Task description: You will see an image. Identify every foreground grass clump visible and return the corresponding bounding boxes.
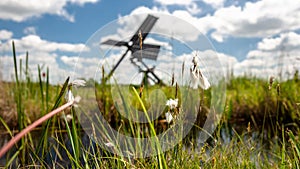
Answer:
[0,43,299,168]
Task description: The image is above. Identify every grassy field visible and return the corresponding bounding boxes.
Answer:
[0,43,299,168]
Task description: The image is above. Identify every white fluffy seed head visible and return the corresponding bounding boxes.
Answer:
[70,79,86,87]
[165,112,173,124]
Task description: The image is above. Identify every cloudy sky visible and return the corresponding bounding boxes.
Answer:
[0,0,299,84]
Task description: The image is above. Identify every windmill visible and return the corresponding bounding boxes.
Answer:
[101,14,163,85]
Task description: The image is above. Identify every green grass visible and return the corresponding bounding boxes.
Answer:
[0,42,299,168]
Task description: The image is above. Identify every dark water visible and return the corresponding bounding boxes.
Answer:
[0,125,288,167]
[0,131,98,168]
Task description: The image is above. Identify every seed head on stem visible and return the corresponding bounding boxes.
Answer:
[190,54,210,90]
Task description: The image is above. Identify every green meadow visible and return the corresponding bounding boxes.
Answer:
[0,42,299,168]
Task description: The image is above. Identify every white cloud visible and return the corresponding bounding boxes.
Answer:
[1,34,87,53]
[216,52,238,74]
[3,1,300,83]
[98,10,204,56]
[124,7,209,42]
[0,30,13,40]
[127,2,300,80]
[234,31,300,80]
[171,10,211,35]
[154,0,195,6]
[60,55,100,80]
[126,8,206,42]
[23,26,37,35]
[0,0,99,22]
[68,0,98,6]
[186,3,201,15]
[144,37,172,51]
[135,0,300,42]
[208,0,300,42]
[154,0,201,15]
[258,32,300,51]
[154,0,224,9]
[202,0,225,9]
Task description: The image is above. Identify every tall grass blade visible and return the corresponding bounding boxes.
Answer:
[0,116,13,138]
[25,51,30,84]
[19,58,22,82]
[287,131,300,166]
[46,67,50,113]
[35,77,70,158]
[38,65,45,115]
[280,125,286,169]
[12,41,19,85]
[63,112,80,167]
[12,41,27,165]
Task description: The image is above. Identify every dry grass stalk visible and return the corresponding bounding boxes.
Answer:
[175,82,178,99]
[181,61,185,78]
[171,73,174,86]
[276,84,281,96]
[139,83,144,98]
[138,30,143,50]
[247,121,251,133]
[269,76,275,90]
[102,65,105,80]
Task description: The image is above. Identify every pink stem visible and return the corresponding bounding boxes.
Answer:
[0,101,74,158]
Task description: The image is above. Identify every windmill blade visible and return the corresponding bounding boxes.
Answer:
[142,44,161,50]
[132,43,160,60]
[101,39,128,46]
[130,15,158,44]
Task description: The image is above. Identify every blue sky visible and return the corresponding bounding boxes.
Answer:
[0,0,299,83]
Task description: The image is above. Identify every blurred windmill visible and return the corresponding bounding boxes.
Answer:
[101,14,164,85]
